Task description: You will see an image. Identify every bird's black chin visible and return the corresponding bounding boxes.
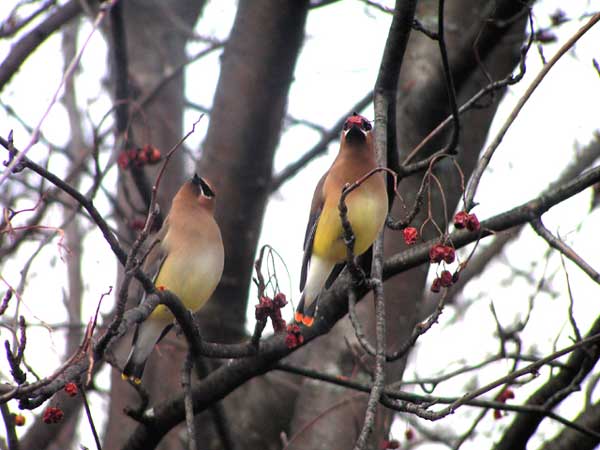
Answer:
[345,125,366,144]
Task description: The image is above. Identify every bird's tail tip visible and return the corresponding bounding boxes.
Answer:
[294,311,315,327]
[122,356,146,385]
[121,372,142,385]
[295,295,316,327]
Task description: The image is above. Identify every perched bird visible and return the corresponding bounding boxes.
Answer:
[296,113,388,326]
[122,174,224,383]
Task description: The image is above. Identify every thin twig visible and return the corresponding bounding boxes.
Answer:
[559,253,583,342]
[402,6,535,165]
[436,0,460,155]
[0,403,19,450]
[274,354,600,439]
[530,218,600,285]
[0,0,56,38]
[81,385,102,450]
[0,0,81,90]
[0,1,115,186]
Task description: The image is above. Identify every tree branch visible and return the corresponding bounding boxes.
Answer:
[0,0,81,91]
[465,12,600,211]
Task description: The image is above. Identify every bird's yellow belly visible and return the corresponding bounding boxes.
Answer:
[150,251,223,321]
[313,193,387,262]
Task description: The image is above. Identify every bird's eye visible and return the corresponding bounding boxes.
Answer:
[343,121,350,131]
[362,119,372,131]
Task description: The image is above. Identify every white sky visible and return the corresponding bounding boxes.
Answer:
[1,0,600,448]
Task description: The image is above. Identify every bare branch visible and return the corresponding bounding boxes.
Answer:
[0,0,81,91]
[530,218,600,285]
[465,12,600,211]
[0,1,114,186]
[182,352,198,450]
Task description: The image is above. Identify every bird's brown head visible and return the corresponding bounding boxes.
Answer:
[178,174,216,211]
[342,113,373,148]
[192,173,216,208]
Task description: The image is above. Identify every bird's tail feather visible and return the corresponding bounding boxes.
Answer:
[122,354,146,384]
[121,320,169,384]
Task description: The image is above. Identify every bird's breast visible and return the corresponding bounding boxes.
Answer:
[151,237,224,321]
[313,180,387,262]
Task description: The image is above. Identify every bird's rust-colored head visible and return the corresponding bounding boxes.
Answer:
[342,112,373,146]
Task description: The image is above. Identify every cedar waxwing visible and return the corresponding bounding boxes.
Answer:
[296,113,388,327]
[122,174,224,383]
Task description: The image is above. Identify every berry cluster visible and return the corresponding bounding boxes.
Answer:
[453,211,480,232]
[285,324,304,349]
[117,145,162,170]
[255,292,287,333]
[430,270,459,293]
[429,244,459,293]
[429,244,455,264]
[43,407,64,424]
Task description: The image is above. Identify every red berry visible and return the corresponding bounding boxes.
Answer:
[255,296,273,321]
[14,414,25,426]
[136,147,148,165]
[127,148,139,162]
[466,213,480,232]
[43,407,64,424]
[442,246,455,264]
[429,244,445,263]
[285,333,298,349]
[381,439,400,449]
[273,292,287,308]
[493,409,503,420]
[439,270,453,287]
[402,227,418,245]
[272,317,286,333]
[497,388,515,402]
[117,152,130,170]
[430,278,441,293]
[454,211,469,229]
[405,428,414,441]
[149,148,162,163]
[64,382,78,397]
[285,324,304,348]
[141,145,162,164]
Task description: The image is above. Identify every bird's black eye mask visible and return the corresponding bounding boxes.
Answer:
[192,174,215,198]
